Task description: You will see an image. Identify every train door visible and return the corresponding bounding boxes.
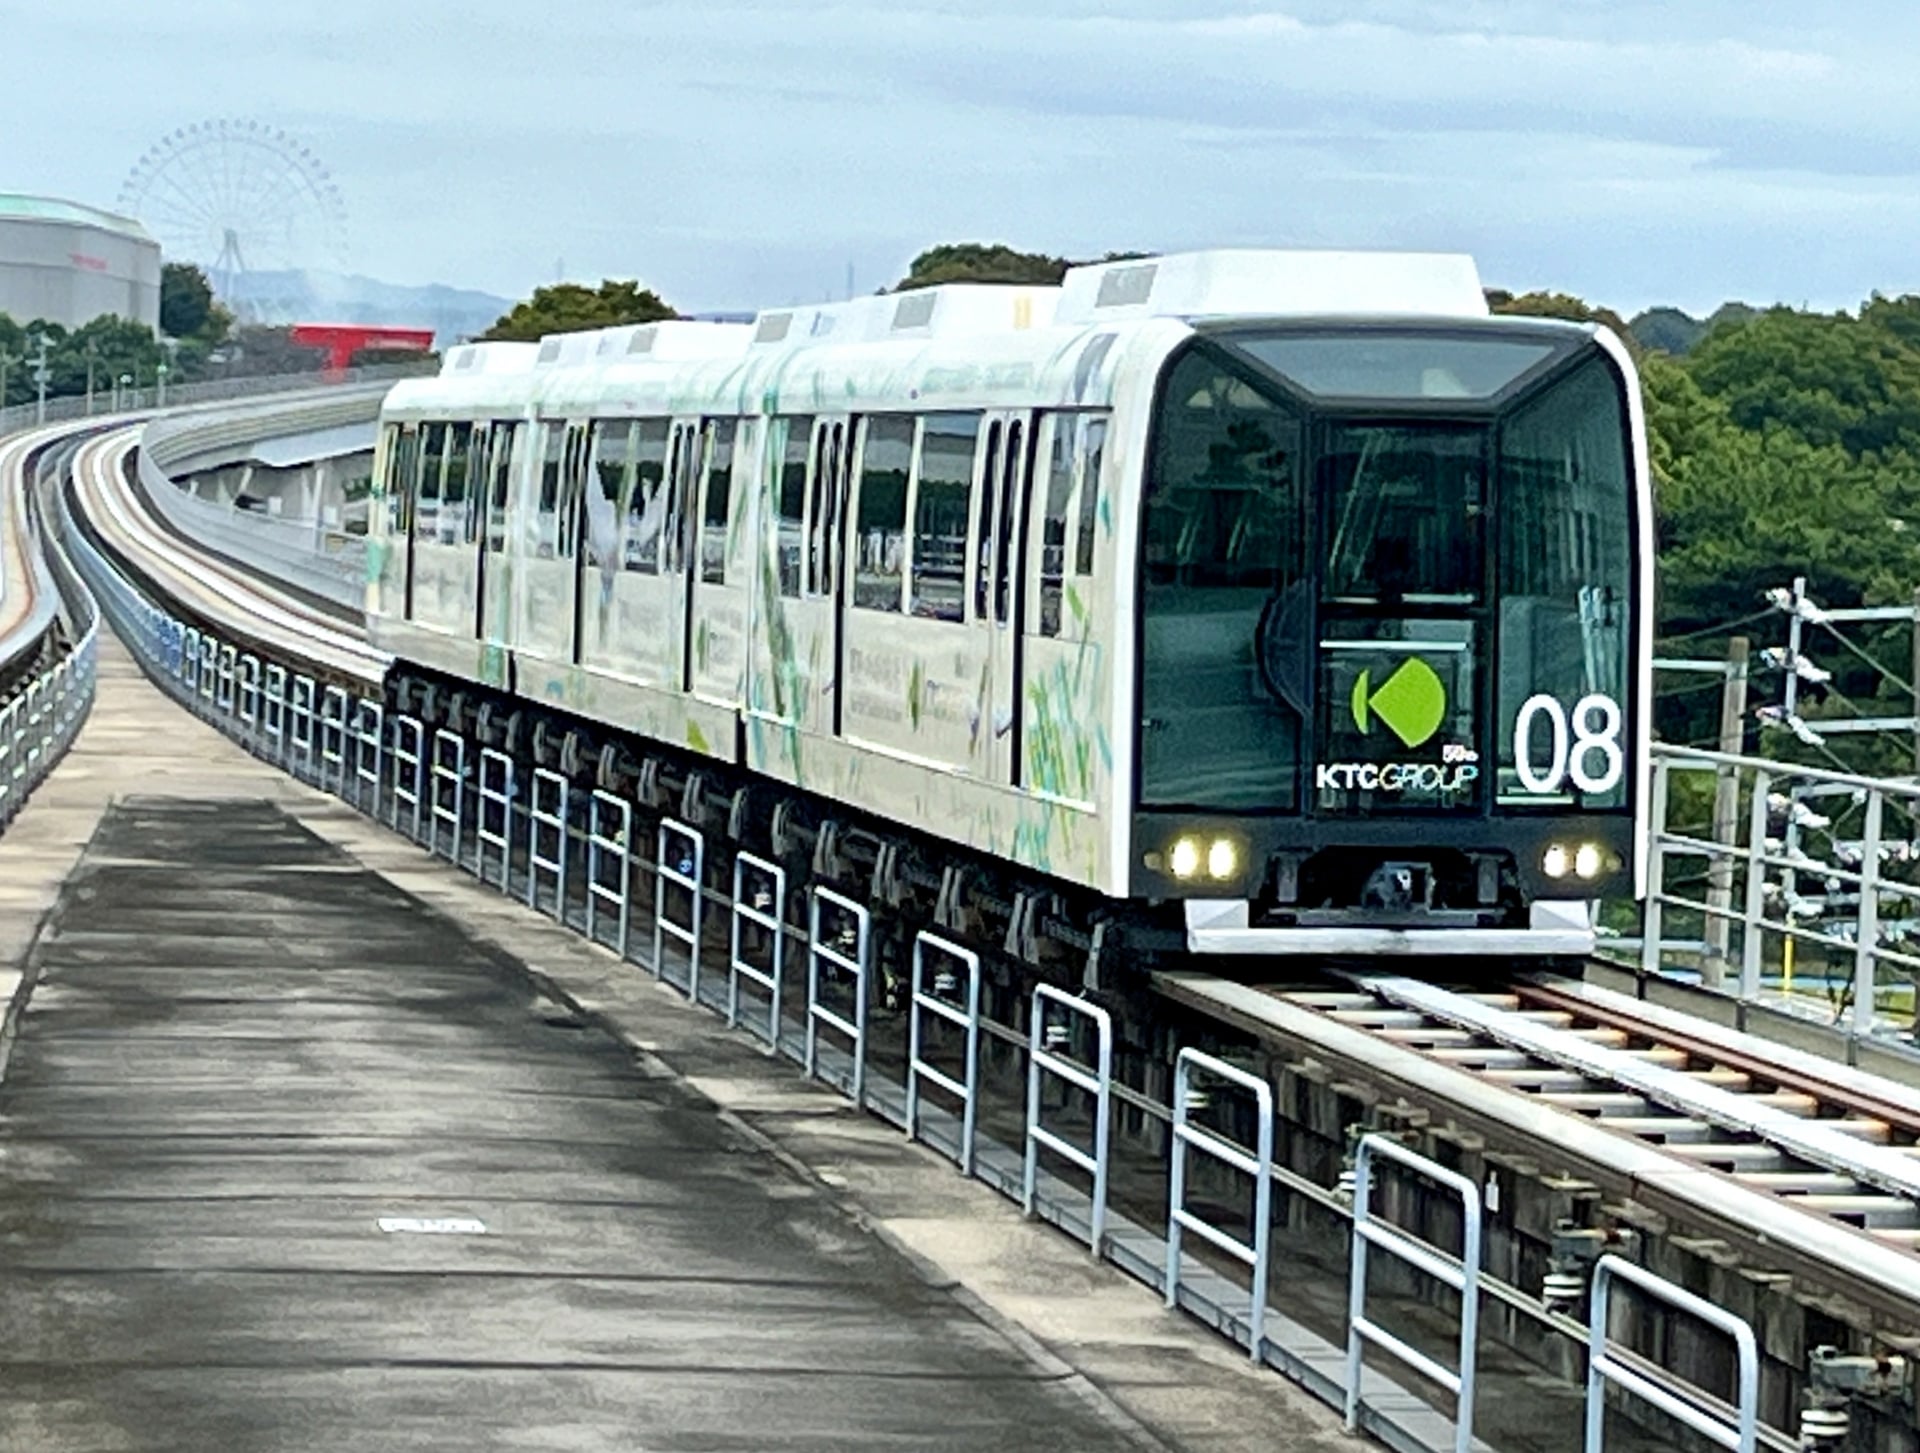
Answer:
[478,421,521,650]
[375,422,418,621]
[519,421,586,665]
[977,410,1034,782]
[686,418,749,707]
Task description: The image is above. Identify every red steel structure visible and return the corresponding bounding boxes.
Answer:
[289,323,436,377]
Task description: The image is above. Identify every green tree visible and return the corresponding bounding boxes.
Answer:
[481,280,677,342]
[1486,289,1632,342]
[158,262,231,344]
[894,244,1075,291]
[1686,307,1920,458]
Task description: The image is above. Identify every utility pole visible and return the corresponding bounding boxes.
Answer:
[1702,635,1751,987]
[29,333,49,425]
[84,341,97,416]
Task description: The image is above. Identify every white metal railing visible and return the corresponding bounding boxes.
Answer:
[654,818,704,997]
[805,886,870,1106]
[476,748,515,891]
[728,852,786,1049]
[587,789,632,955]
[1642,741,1920,1035]
[906,930,982,1175]
[1586,1254,1758,1452]
[389,715,425,840]
[431,729,466,864]
[1345,1134,1482,1452]
[1023,984,1113,1255]
[527,768,570,919]
[1167,1047,1273,1362]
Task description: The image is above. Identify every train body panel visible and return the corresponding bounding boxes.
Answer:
[367,253,1652,959]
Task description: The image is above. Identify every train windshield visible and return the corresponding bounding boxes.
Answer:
[1138,329,1634,817]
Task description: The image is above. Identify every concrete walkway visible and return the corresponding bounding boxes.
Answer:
[0,637,1364,1452]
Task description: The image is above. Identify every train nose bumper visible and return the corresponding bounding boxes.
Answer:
[1181,898,1596,957]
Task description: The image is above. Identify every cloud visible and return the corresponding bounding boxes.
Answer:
[0,1,1917,314]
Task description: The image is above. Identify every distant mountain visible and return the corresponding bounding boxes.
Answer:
[217,269,512,347]
[1627,302,1761,356]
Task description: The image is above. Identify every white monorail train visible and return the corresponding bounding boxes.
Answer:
[368,249,1652,960]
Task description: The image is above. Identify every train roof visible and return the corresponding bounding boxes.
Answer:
[386,249,1508,420]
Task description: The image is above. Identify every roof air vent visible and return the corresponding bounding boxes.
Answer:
[1095,264,1157,308]
[891,292,937,330]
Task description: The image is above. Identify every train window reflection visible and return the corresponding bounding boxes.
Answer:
[910,413,979,622]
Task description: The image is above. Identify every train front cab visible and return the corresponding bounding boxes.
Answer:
[1128,319,1648,957]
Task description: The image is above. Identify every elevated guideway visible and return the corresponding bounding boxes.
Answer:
[22,381,1920,1450]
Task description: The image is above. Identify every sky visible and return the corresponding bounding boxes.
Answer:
[2,0,1918,318]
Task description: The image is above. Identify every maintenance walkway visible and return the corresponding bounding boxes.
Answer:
[0,638,1356,1452]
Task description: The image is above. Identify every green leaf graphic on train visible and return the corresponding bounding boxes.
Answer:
[1349,658,1446,749]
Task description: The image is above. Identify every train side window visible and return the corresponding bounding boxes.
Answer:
[1075,416,1108,576]
[534,423,566,558]
[972,421,1002,621]
[586,420,635,574]
[776,416,813,598]
[993,416,1027,624]
[486,423,517,551]
[1035,415,1073,636]
[1034,411,1110,640]
[806,420,847,599]
[700,419,738,585]
[853,416,912,612]
[414,421,448,542]
[462,428,490,547]
[910,412,980,622]
[554,424,590,564]
[624,419,671,574]
[669,423,701,575]
[440,423,472,545]
[382,424,413,538]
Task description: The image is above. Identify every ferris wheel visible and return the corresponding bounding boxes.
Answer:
[118,119,348,314]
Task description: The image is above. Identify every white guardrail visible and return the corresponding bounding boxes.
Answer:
[52,444,1780,1453]
[1640,742,1920,1040]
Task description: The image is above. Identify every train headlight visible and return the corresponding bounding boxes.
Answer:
[1207,837,1239,882]
[1542,844,1571,880]
[1169,836,1202,881]
[1575,843,1604,881]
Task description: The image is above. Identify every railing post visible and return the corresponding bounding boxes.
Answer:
[477,749,516,892]
[1854,789,1884,1037]
[1022,984,1113,1256]
[653,819,705,997]
[526,768,571,919]
[1641,755,1671,977]
[1739,766,1771,1001]
[586,790,633,955]
[1344,1134,1481,1453]
[906,932,982,1175]
[430,730,467,864]
[389,715,424,840]
[728,852,787,1050]
[1585,1255,1757,1453]
[353,700,385,815]
[805,887,870,1107]
[1166,1047,1273,1362]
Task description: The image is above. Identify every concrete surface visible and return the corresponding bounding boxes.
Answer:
[0,637,1368,1452]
